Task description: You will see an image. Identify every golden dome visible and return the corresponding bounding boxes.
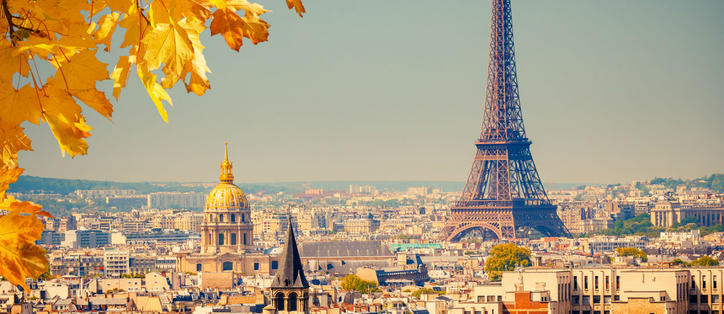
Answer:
[205,142,249,210]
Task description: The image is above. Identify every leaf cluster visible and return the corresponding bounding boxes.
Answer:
[1,0,304,289]
[484,243,531,282]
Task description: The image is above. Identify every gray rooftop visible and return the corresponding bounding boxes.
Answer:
[300,241,392,258]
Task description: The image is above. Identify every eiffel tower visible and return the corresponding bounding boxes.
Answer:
[441,0,570,241]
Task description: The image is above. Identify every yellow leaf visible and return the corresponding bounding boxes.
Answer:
[179,19,211,95]
[0,210,48,291]
[149,0,172,27]
[41,92,92,157]
[141,22,194,88]
[210,0,226,9]
[286,0,305,17]
[111,56,131,99]
[137,66,173,122]
[0,167,24,201]
[49,50,113,119]
[0,84,43,127]
[0,41,30,83]
[95,12,122,51]
[226,0,267,16]
[0,126,32,170]
[119,4,150,49]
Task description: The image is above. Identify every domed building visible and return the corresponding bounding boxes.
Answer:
[177,143,279,277]
[201,143,253,254]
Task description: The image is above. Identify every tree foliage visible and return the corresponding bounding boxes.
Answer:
[340,275,378,293]
[691,256,719,267]
[484,243,531,282]
[615,247,647,262]
[1,0,303,289]
[670,258,690,266]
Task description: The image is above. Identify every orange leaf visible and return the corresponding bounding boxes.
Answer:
[0,196,51,218]
[210,8,245,51]
[285,0,305,17]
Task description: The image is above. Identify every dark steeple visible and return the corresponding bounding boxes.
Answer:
[271,218,308,288]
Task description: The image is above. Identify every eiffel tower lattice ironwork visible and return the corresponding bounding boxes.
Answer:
[441,0,570,241]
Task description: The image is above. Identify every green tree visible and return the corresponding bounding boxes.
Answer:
[340,275,379,293]
[484,243,531,281]
[615,247,647,262]
[691,256,719,266]
[670,258,690,266]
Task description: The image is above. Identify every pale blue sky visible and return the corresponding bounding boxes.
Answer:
[20,0,724,184]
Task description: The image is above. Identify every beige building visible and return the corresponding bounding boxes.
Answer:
[177,144,279,275]
[343,218,380,234]
[651,201,724,228]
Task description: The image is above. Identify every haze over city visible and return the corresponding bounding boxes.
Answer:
[18,0,724,184]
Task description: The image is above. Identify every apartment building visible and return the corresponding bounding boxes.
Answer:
[452,267,724,314]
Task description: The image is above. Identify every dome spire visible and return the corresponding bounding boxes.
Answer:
[220,142,234,183]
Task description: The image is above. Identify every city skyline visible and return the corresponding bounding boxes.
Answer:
[18,0,724,184]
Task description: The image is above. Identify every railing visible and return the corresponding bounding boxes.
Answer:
[452,198,552,208]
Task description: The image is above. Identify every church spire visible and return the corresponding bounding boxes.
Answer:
[272,217,308,288]
[220,142,234,183]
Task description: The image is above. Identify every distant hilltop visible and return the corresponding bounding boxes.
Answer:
[11,175,596,195]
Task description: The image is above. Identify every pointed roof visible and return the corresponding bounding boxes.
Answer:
[219,142,234,183]
[271,218,308,288]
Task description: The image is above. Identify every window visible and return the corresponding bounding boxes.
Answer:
[604,296,611,303]
[254,262,259,270]
[692,276,696,288]
[272,261,278,270]
[241,213,245,222]
[574,276,578,290]
[572,296,580,305]
[477,296,485,303]
[703,276,707,289]
[497,296,502,302]
[595,276,599,290]
[585,276,589,289]
[487,296,495,302]
[701,295,708,303]
[196,264,202,271]
[582,296,590,305]
[231,214,236,222]
[690,295,698,303]
[605,276,609,290]
[243,233,247,245]
[218,233,224,245]
[712,295,719,303]
[660,296,666,301]
[616,276,620,289]
[219,214,223,222]
[593,295,601,304]
[222,261,233,271]
[274,293,285,311]
[614,295,620,301]
[714,275,718,289]
[231,233,237,245]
